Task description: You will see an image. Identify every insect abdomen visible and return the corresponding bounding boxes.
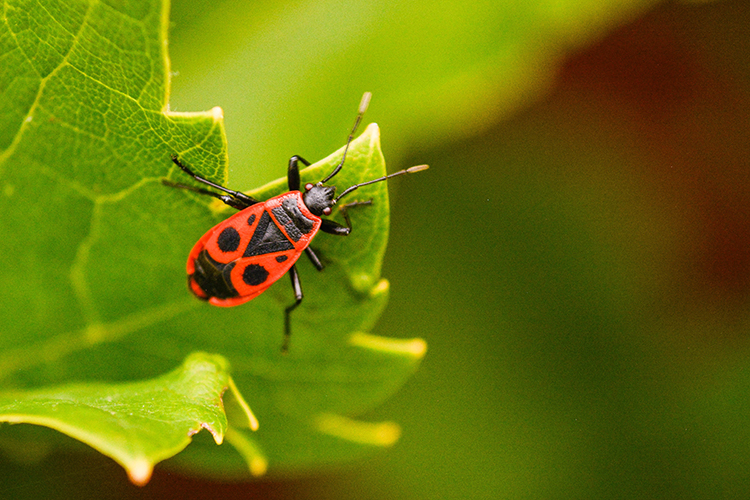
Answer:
[189,249,239,300]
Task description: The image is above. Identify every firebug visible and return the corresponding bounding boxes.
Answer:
[164,93,428,351]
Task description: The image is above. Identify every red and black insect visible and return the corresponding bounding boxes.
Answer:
[165,93,427,351]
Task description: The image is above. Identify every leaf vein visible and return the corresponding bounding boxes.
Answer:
[0,0,95,169]
[0,298,196,383]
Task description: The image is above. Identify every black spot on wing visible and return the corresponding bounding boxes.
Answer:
[242,263,269,286]
[276,255,288,263]
[217,226,241,253]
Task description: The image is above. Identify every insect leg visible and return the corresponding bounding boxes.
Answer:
[287,155,310,191]
[304,247,324,271]
[162,180,252,211]
[170,155,260,208]
[283,264,304,353]
[319,201,372,235]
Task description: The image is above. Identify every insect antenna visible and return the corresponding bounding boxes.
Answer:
[333,164,429,204]
[318,92,372,185]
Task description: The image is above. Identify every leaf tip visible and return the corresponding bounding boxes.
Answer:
[314,413,401,447]
[198,422,224,444]
[349,332,427,359]
[250,456,269,476]
[126,458,154,487]
[363,121,380,139]
[370,278,390,298]
[211,106,224,122]
[227,376,259,431]
[225,428,268,476]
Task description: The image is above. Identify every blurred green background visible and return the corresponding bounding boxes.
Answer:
[7,0,750,498]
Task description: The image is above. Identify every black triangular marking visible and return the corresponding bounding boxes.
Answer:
[244,211,294,257]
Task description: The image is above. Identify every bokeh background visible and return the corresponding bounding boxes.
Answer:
[6,0,750,498]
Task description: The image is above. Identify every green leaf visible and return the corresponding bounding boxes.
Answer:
[0,0,425,481]
[0,352,257,485]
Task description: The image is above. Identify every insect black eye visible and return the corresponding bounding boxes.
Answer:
[323,207,332,216]
[305,183,314,192]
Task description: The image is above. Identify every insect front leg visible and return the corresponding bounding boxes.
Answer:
[283,264,304,353]
[287,155,310,192]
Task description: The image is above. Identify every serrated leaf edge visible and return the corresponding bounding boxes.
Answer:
[0,352,259,486]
